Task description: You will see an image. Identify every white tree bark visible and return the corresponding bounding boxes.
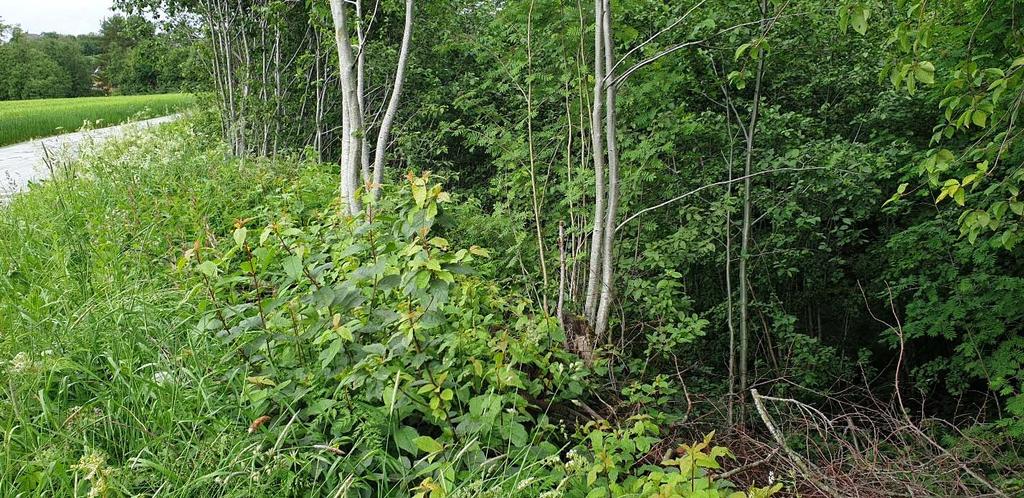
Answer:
[594,0,620,340]
[371,0,414,199]
[583,0,607,324]
[356,0,371,183]
[340,81,353,206]
[330,0,363,215]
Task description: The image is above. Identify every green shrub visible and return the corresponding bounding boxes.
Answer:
[525,419,781,498]
[188,171,590,494]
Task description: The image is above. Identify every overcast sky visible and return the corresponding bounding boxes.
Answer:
[1,0,116,35]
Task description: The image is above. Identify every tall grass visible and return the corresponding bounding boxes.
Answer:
[0,114,340,496]
[0,113,586,497]
[0,93,195,147]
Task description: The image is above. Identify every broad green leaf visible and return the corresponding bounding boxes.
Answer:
[412,182,427,207]
[233,227,247,248]
[734,42,751,61]
[914,61,935,84]
[246,375,276,386]
[282,255,303,279]
[319,338,343,369]
[972,109,987,127]
[413,435,443,454]
[851,5,869,35]
[394,426,419,454]
[197,261,218,277]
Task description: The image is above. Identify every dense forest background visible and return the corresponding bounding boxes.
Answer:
[0,14,200,99]
[118,0,1024,432]
[122,0,1024,492]
[3,0,1024,496]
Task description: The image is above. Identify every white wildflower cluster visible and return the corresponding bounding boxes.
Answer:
[153,370,173,385]
[7,350,56,375]
[454,482,500,498]
[541,453,562,467]
[515,477,537,491]
[564,448,589,474]
[452,479,483,497]
[72,450,112,498]
[539,490,563,498]
[522,325,544,347]
[9,352,35,373]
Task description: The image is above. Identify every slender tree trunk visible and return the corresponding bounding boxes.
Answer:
[212,1,240,154]
[237,0,253,155]
[330,0,363,214]
[202,4,230,144]
[356,0,370,183]
[259,15,269,156]
[725,135,738,426]
[371,0,414,198]
[558,221,566,326]
[525,0,550,314]
[594,0,619,341]
[719,65,739,427]
[738,0,768,416]
[340,79,352,205]
[584,0,606,324]
[313,29,324,159]
[272,25,282,155]
[572,9,588,308]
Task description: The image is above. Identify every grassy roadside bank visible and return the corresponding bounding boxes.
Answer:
[0,115,337,496]
[0,93,196,147]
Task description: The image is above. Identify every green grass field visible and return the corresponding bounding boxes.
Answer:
[0,93,195,147]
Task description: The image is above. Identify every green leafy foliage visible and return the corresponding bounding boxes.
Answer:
[568,422,782,498]
[192,172,589,493]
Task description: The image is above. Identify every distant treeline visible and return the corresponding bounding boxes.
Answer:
[0,15,203,100]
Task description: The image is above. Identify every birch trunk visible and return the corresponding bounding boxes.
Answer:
[583,0,606,324]
[594,0,620,341]
[340,83,353,206]
[330,0,363,214]
[371,0,414,199]
[355,0,370,183]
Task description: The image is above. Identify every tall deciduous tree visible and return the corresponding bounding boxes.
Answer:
[329,0,415,214]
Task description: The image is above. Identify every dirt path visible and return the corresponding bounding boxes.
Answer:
[0,115,179,200]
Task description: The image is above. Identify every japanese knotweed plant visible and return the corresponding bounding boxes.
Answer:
[190,172,588,495]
